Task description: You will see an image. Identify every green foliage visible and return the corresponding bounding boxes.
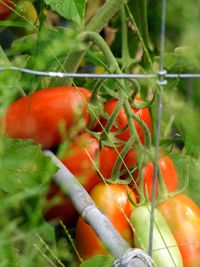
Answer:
[0,46,23,114]
[80,255,114,267]
[0,137,56,192]
[128,0,151,51]
[44,0,86,28]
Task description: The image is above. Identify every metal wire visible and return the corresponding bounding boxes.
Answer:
[148,0,166,258]
[1,66,200,79]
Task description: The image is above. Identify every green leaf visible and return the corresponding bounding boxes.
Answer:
[159,46,200,73]
[0,137,56,193]
[128,0,151,51]
[171,153,200,207]
[0,46,24,115]
[80,255,114,267]
[44,0,86,27]
[163,92,200,158]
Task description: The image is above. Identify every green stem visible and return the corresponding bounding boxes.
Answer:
[111,138,133,180]
[100,97,124,142]
[123,99,141,146]
[86,0,126,32]
[157,166,168,199]
[121,6,131,72]
[78,31,122,74]
[130,111,151,148]
[125,3,153,68]
[52,0,126,86]
[109,97,152,182]
[77,31,130,143]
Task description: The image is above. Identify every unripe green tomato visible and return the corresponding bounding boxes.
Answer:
[130,205,183,267]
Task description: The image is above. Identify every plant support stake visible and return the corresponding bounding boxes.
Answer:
[44,150,155,267]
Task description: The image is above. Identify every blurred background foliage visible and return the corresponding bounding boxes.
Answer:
[1,0,200,266]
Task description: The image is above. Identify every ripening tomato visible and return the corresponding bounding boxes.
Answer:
[158,194,200,267]
[132,153,178,200]
[97,97,152,144]
[44,133,101,227]
[0,0,13,20]
[4,87,92,148]
[75,183,136,260]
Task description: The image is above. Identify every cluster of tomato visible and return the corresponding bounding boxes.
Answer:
[3,86,200,267]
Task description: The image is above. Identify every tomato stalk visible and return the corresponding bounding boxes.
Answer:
[76,31,153,190]
[85,0,126,32]
[156,166,169,200]
[123,99,142,145]
[121,6,132,72]
[111,138,134,182]
[100,98,124,143]
[78,31,138,144]
[62,0,126,84]
[78,31,122,75]
[128,105,152,148]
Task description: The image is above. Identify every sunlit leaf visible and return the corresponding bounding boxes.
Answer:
[44,0,86,27]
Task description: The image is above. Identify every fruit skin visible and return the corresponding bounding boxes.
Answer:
[4,87,92,148]
[44,133,101,227]
[75,183,136,260]
[132,153,178,200]
[130,205,183,267]
[0,0,13,20]
[98,97,152,144]
[158,194,200,267]
[98,146,137,179]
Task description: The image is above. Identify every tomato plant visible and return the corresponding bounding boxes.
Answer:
[130,205,183,267]
[158,194,200,267]
[44,133,101,227]
[75,183,136,260]
[98,97,152,144]
[1,0,200,266]
[0,0,13,20]
[4,87,92,148]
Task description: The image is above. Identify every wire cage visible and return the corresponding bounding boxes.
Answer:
[1,0,200,266]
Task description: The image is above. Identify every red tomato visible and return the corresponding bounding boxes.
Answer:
[98,146,121,179]
[158,194,200,267]
[44,133,101,227]
[75,183,136,259]
[0,0,13,20]
[98,97,152,144]
[132,153,178,200]
[98,146,137,179]
[61,133,100,191]
[4,87,92,148]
